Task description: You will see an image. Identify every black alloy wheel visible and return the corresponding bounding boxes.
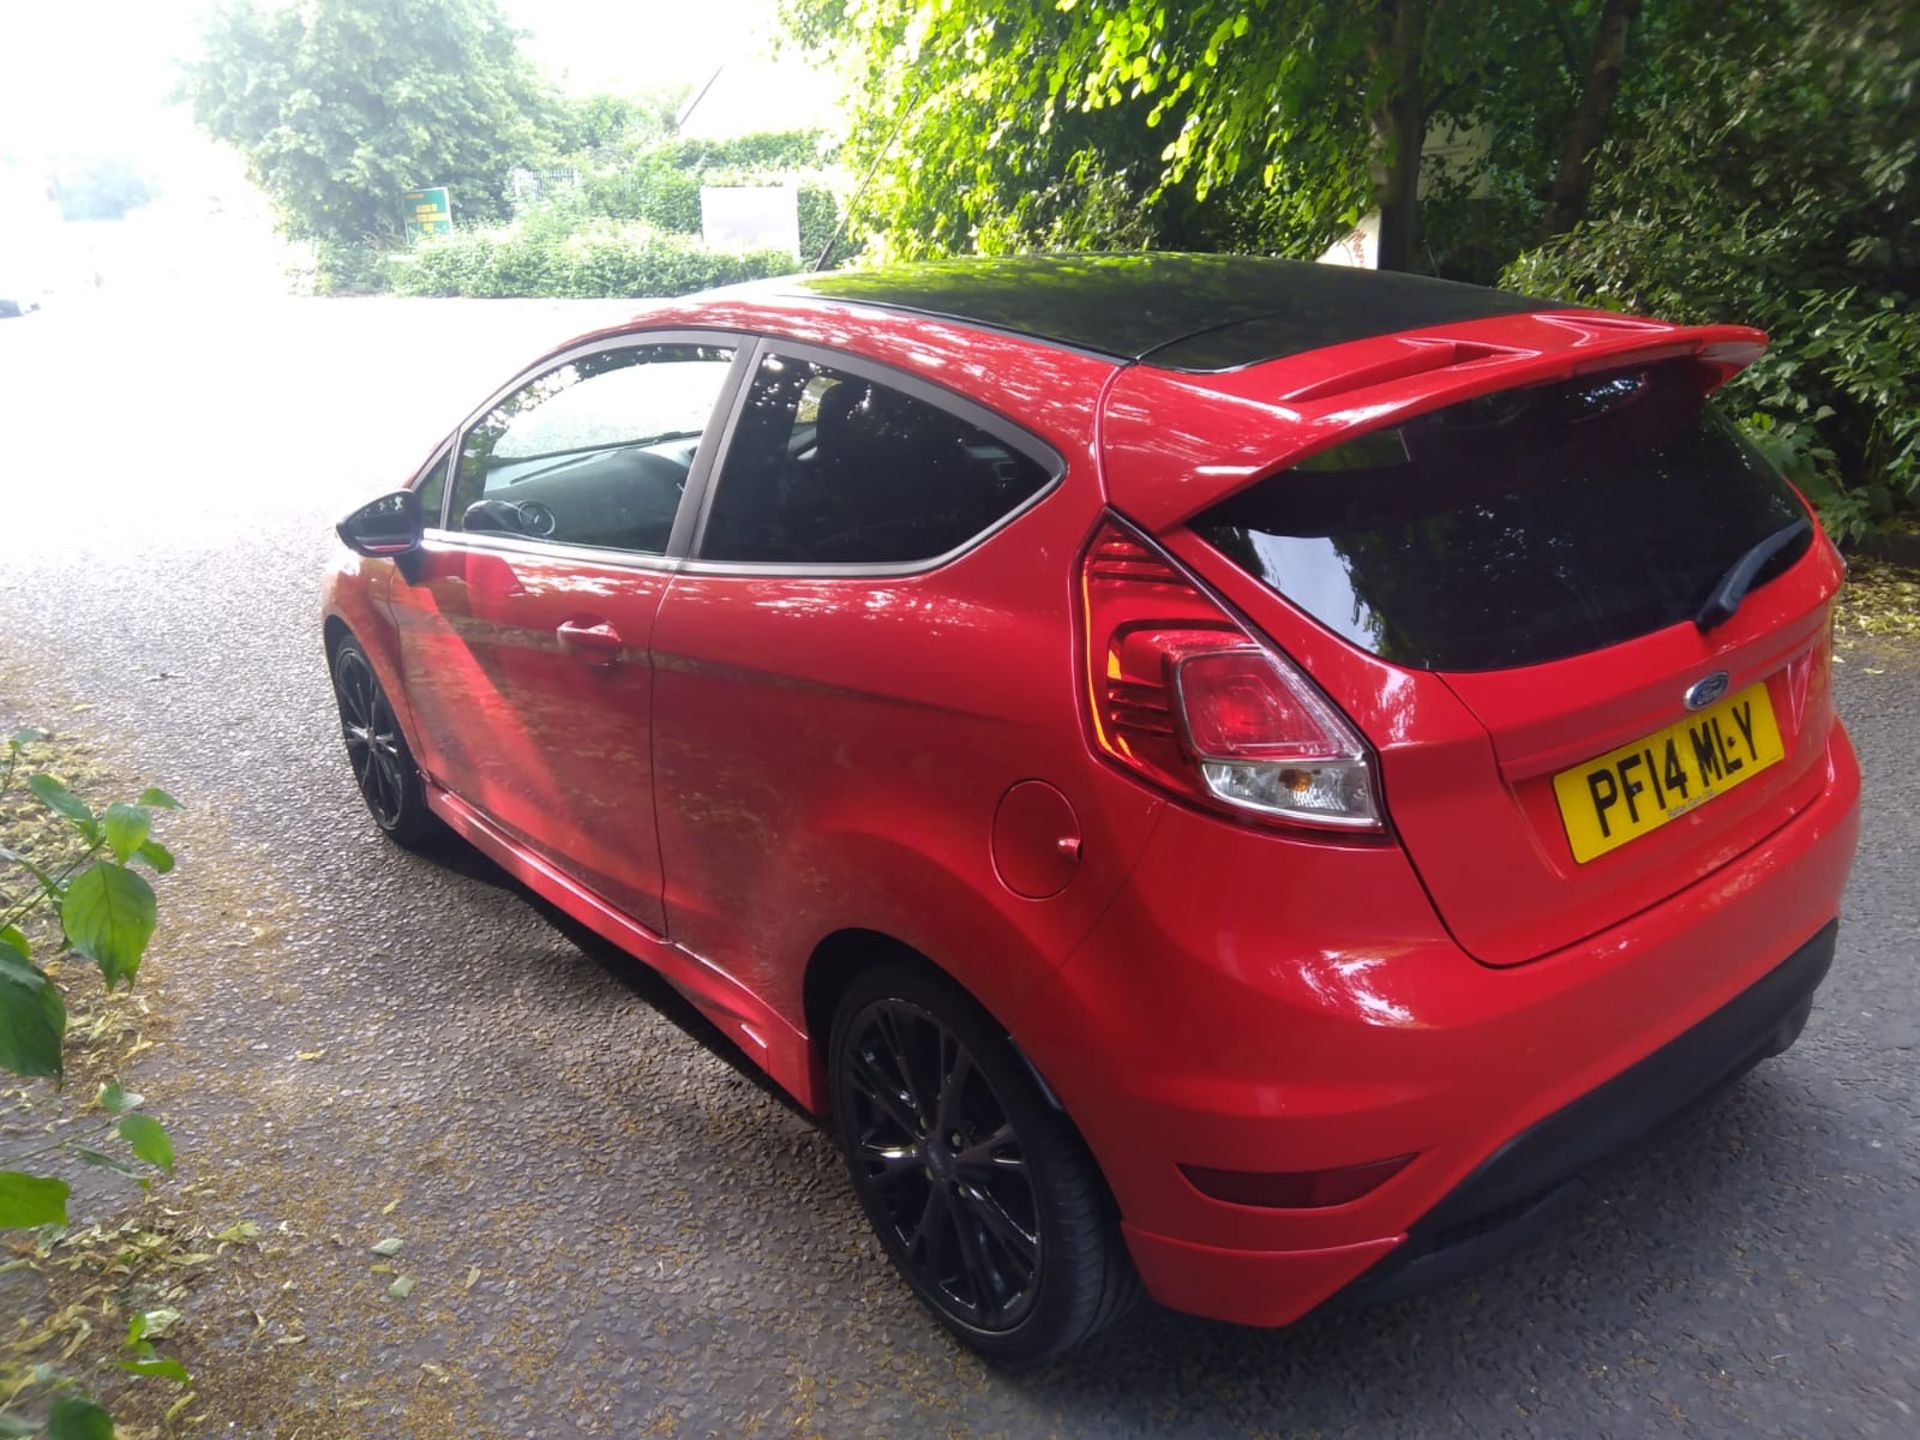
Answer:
[830,962,1138,1360]
[331,637,437,849]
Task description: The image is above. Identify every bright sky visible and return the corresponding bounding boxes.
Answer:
[0,0,837,188]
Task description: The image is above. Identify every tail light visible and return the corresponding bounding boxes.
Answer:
[1077,517,1382,832]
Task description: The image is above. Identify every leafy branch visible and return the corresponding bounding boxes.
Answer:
[0,726,188,1432]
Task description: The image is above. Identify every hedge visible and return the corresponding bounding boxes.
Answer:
[386,222,794,299]
[582,162,843,259]
[582,161,704,234]
[645,130,829,172]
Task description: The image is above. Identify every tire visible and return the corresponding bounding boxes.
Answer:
[330,635,440,851]
[829,960,1140,1361]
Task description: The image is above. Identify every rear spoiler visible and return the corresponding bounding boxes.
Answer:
[1099,310,1768,532]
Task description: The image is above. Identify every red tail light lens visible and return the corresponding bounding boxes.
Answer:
[1078,518,1382,832]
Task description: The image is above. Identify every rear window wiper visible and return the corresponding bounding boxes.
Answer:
[1695,515,1812,631]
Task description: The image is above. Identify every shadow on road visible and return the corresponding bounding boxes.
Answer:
[418,832,818,1122]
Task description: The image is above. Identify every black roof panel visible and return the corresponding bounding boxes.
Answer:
[784,254,1549,372]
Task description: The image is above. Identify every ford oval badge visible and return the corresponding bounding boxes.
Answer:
[1685,671,1731,710]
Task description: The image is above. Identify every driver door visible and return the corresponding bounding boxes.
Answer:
[386,337,743,934]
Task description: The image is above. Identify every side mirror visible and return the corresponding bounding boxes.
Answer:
[337,489,423,557]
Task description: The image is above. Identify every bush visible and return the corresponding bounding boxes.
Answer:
[1,726,185,1426]
[311,239,391,296]
[579,133,846,258]
[582,158,705,232]
[797,181,847,265]
[1501,0,1918,542]
[386,221,794,299]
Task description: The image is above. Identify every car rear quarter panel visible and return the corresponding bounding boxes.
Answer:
[646,329,1168,1047]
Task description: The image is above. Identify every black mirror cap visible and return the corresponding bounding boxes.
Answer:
[337,489,424,557]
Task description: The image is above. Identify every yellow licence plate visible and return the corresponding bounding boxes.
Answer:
[1553,682,1784,864]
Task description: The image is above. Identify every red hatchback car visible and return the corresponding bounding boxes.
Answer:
[323,255,1859,1359]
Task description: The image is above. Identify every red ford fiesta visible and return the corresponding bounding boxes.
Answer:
[323,255,1859,1358]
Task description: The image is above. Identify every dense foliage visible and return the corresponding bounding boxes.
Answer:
[181,0,555,244]
[790,0,1917,533]
[1506,0,1919,540]
[786,0,1631,265]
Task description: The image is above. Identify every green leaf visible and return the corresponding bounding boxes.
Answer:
[29,773,95,826]
[134,839,176,875]
[370,1236,404,1257]
[135,786,184,810]
[0,922,27,955]
[6,726,49,750]
[119,1114,175,1173]
[46,1395,115,1440]
[99,1080,143,1112]
[0,1170,71,1228]
[73,1146,143,1179]
[138,1307,183,1339]
[61,862,157,987]
[103,804,152,864]
[388,1275,414,1299]
[121,1351,191,1384]
[0,939,65,1079]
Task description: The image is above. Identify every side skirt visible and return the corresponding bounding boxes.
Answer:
[424,785,823,1111]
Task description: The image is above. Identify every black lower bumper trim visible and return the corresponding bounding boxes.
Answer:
[1335,919,1838,1309]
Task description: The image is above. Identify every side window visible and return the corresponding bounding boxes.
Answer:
[698,353,1053,565]
[413,450,448,528]
[450,343,735,554]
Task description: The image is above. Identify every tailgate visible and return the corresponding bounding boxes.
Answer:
[1111,312,1845,965]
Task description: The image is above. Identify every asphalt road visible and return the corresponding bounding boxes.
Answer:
[1,296,1915,1438]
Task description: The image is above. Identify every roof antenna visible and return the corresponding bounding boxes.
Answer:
[813,97,911,272]
[677,66,724,132]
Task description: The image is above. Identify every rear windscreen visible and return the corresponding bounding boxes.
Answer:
[1191,363,1813,671]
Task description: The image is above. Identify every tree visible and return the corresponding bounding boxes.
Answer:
[1536,0,1642,241]
[790,0,1625,270]
[181,0,558,245]
[50,154,158,222]
[554,88,688,156]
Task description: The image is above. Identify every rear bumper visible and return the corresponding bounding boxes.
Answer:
[1016,721,1860,1327]
[1332,917,1835,1308]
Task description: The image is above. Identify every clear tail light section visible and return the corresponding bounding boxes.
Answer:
[1078,517,1382,833]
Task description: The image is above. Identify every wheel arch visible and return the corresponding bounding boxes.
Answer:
[322,612,352,661]
[320,598,428,770]
[802,927,1073,1121]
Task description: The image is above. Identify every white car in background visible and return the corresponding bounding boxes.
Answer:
[0,254,46,315]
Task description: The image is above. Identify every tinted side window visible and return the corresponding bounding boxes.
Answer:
[451,344,734,554]
[699,353,1052,565]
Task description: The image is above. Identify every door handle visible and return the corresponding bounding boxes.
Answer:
[555,619,624,665]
